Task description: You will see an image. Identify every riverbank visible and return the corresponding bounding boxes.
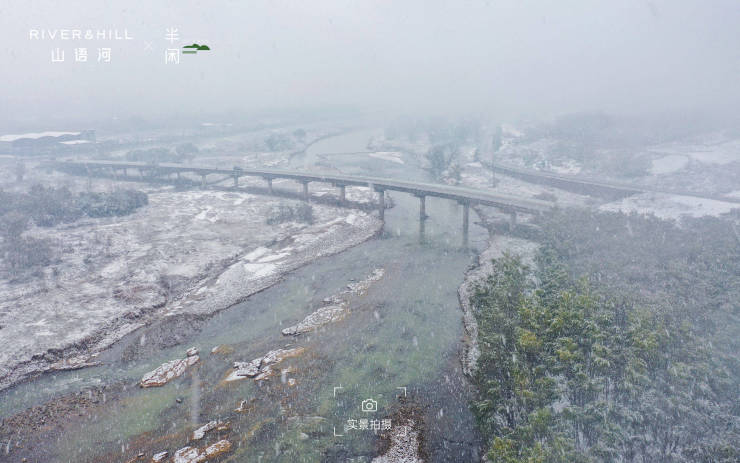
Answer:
[0,180,382,393]
[1,127,494,462]
[458,232,539,378]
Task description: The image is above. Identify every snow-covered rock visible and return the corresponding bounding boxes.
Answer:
[281,304,346,335]
[282,268,384,336]
[140,351,199,388]
[192,420,229,440]
[226,347,305,382]
[172,440,232,463]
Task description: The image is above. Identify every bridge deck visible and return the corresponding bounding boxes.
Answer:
[54,160,554,213]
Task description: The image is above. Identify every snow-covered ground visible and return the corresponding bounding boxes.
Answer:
[0,131,83,142]
[368,151,405,164]
[647,133,740,166]
[0,167,381,391]
[649,154,689,174]
[373,123,739,220]
[599,192,739,220]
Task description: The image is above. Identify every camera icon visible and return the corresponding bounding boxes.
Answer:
[361,398,378,413]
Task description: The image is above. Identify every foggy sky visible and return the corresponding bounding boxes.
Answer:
[1,0,739,127]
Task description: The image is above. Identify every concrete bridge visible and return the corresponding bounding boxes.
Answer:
[52,160,554,246]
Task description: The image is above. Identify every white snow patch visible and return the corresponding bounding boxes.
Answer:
[600,192,739,219]
[649,137,740,165]
[649,154,689,174]
[243,247,271,262]
[243,262,277,278]
[369,151,404,164]
[549,160,582,175]
[257,252,291,263]
[0,131,81,142]
[501,123,524,137]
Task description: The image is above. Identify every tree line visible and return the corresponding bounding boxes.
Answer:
[0,185,148,278]
[471,209,739,462]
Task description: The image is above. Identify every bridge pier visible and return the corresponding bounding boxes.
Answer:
[201,174,207,189]
[266,177,274,195]
[233,174,239,188]
[377,190,385,220]
[176,171,181,183]
[419,195,426,221]
[85,165,92,189]
[138,168,144,180]
[301,181,310,201]
[461,201,469,248]
[509,211,517,231]
[338,185,346,204]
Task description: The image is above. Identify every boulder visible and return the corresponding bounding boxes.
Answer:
[172,440,232,463]
[140,351,199,388]
[228,347,305,382]
[192,420,229,440]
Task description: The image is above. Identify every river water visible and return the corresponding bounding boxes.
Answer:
[0,129,487,462]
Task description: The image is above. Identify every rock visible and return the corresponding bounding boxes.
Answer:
[124,454,146,463]
[186,347,199,357]
[173,446,201,463]
[204,440,232,458]
[192,420,229,440]
[232,358,261,377]
[281,304,346,336]
[152,451,168,462]
[282,268,385,336]
[172,440,232,463]
[140,352,199,388]
[254,365,273,381]
[228,347,305,383]
[234,399,250,413]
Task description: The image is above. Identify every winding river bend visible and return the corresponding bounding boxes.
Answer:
[1,130,488,462]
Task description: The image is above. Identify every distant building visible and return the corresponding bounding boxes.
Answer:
[0,130,96,155]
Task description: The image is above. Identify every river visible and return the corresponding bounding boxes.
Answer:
[0,129,487,462]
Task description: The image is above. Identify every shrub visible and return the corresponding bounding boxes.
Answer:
[0,211,29,240]
[2,237,53,277]
[266,203,313,225]
[77,189,148,218]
